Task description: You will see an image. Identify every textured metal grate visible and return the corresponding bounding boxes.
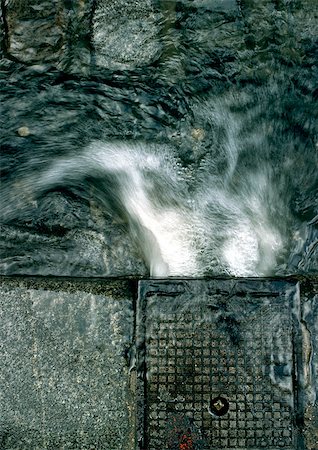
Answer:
[137,280,301,450]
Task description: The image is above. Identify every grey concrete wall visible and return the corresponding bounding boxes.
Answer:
[0,278,136,450]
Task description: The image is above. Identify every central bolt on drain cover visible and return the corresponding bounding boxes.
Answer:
[210,396,230,417]
[136,280,302,450]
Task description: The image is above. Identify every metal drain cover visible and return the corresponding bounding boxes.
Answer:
[136,280,302,450]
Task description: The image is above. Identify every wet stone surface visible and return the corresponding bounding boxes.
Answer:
[0,277,136,450]
[0,277,317,448]
[2,0,92,74]
[302,280,318,450]
[0,0,318,445]
[137,279,302,449]
[3,0,66,66]
[0,0,318,278]
[92,0,161,70]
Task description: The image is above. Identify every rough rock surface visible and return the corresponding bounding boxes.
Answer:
[92,0,161,70]
[0,190,147,277]
[2,0,92,73]
[0,278,136,450]
[3,0,66,65]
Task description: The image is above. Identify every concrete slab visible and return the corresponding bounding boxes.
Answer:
[0,277,136,450]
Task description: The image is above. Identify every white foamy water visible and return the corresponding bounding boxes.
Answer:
[88,143,199,276]
[37,142,199,276]
[36,140,287,277]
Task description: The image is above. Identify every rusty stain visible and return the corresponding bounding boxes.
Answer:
[179,433,194,450]
[167,416,198,450]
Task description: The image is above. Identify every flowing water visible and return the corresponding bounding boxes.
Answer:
[0,5,318,447]
[31,137,290,277]
[1,1,317,278]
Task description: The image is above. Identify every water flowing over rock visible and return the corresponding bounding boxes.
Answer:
[1,1,318,447]
[1,0,317,275]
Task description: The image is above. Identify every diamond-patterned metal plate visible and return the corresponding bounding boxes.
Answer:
[137,280,302,450]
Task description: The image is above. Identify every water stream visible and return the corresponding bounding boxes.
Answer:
[36,136,287,277]
[0,1,317,278]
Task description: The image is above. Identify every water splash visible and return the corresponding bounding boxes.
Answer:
[33,138,288,277]
[34,142,196,276]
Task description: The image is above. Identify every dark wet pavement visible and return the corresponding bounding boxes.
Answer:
[0,276,317,449]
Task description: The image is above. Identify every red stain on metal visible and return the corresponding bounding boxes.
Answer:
[170,417,195,449]
[179,433,194,449]
[166,414,204,449]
